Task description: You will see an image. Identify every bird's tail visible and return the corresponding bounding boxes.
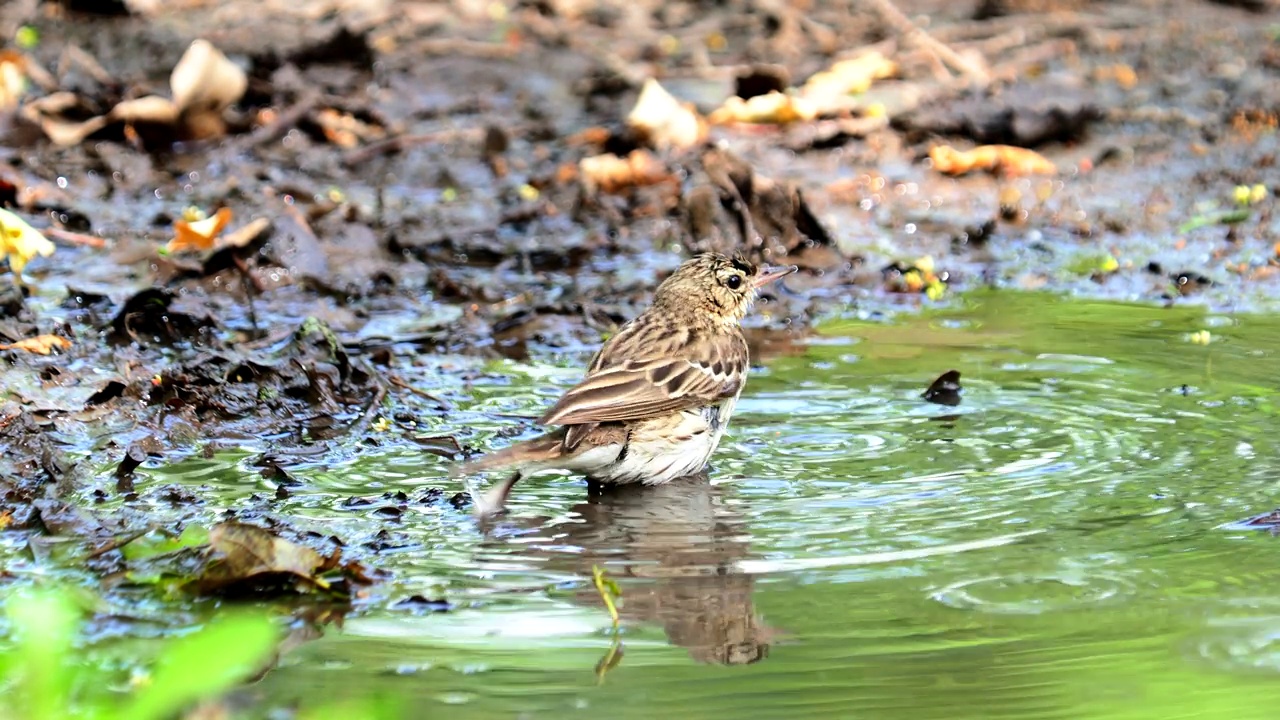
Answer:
[451,431,566,477]
[451,432,566,517]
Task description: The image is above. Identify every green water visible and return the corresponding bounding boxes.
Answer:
[162,292,1280,718]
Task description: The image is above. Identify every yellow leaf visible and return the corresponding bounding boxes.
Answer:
[0,207,55,277]
[167,207,232,253]
[798,51,896,113]
[1251,184,1268,205]
[709,91,815,125]
[0,334,71,355]
[0,50,28,110]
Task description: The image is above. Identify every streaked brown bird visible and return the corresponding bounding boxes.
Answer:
[455,252,796,516]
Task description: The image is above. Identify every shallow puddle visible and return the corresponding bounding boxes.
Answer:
[153,291,1280,718]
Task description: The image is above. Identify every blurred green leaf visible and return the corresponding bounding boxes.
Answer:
[116,612,278,720]
[4,590,79,720]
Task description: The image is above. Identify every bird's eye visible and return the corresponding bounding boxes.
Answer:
[725,274,742,290]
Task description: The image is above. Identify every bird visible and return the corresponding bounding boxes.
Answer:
[455,252,796,516]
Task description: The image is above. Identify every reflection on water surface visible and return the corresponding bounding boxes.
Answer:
[165,292,1280,718]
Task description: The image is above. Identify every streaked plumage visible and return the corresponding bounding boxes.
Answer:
[455,252,796,516]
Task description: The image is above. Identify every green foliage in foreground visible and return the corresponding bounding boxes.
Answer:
[0,590,275,720]
[0,590,400,720]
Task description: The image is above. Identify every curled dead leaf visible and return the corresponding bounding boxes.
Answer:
[167,207,233,253]
[171,39,248,118]
[19,92,111,147]
[0,334,71,355]
[110,95,180,125]
[930,144,1057,177]
[627,78,708,151]
[580,150,672,194]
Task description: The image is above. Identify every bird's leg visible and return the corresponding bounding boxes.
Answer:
[473,470,522,519]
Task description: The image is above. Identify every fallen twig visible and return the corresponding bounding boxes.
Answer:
[239,89,322,149]
[342,127,489,166]
[59,45,114,87]
[352,372,389,435]
[85,529,150,559]
[45,227,108,249]
[388,375,449,410]
[864,0,990,87]
[413,38,521,59]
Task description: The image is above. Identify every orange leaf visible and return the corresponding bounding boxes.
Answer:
[0,334,71,354]
[167,207,232,253]
[930,144,1057,177]
[579,150,672,194]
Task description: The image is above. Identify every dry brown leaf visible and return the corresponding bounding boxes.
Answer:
[930,144,1057,177]
[0,335,71,355]
[19,92,110,146]
[220,217,272,249]
[27,39,246,146]
[627,78,708,151]
[565,126,612,148]
[167,207,233,253]
[191,522,327,595]
[580,150,672,194]
[709,91,815,125]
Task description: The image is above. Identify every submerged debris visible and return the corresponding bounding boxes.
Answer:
[922,370,963,406]
[188,521,372,598]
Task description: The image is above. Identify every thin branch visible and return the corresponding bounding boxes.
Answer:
[865,0,990,87]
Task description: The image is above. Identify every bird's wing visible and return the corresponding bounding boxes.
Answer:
[537,317,748,427]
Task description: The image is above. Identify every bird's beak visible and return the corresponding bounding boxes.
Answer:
[753,264,799,288]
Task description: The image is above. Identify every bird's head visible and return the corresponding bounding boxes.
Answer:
[653,253,797,326]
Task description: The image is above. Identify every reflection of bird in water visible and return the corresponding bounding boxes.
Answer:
[527,475,776,666]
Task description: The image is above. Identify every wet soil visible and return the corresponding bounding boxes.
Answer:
[1,0,1279,677]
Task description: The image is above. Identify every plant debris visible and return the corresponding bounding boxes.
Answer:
[0,334,70,354]
[188,522,372,598]
[929,144,1058,176]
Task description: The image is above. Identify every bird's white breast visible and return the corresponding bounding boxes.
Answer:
[566,394,740,486]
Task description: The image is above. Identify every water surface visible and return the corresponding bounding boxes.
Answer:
[160,291,1280,718]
